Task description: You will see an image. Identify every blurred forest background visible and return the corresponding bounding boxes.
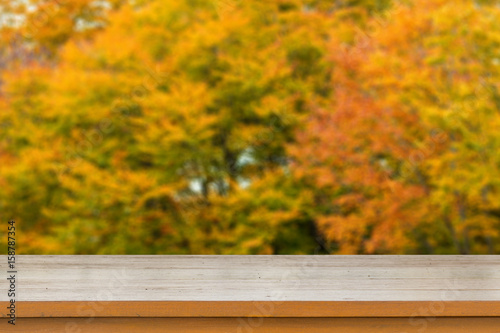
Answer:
[1,0,500,254]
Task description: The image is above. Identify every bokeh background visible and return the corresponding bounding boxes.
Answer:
[1,0,500,254]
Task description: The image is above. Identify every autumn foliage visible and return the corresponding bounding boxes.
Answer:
[1,0,500,254]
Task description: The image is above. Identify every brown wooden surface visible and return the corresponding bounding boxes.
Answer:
[2,317,500,333]
[1,255,499,332]
[3,301,500,318]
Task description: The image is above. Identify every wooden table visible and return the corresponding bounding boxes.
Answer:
[1,255,500,332]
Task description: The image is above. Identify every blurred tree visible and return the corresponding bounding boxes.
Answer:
[0,0,341,253]
[2,0,499,254]
[0,0,127,53]
[289,0,500,254]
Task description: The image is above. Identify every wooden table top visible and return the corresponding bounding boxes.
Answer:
[3,255,500,302]
[2,255,500,318]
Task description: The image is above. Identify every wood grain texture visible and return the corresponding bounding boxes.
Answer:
[1,255,499,301]
[4,301,500,318]
[2,317,500,333]
[1,255,499,319]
